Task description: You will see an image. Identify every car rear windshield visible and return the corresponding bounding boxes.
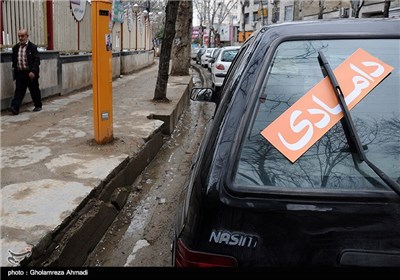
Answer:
[221,49,239,62]
[233,39,399,193]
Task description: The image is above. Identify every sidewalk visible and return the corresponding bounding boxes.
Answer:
[0,60,193,267]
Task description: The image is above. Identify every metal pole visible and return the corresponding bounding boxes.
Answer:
[135,13,137,50]
[46,0,54,50]
[144,17,147,50]
[133,4,139,50]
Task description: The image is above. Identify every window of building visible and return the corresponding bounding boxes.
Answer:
[244,13,250,24]
[253,11,259,22]
[284,5,293,21]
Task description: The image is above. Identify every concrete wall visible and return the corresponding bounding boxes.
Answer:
[120,51,155,75]
[0,50,154,110]
[60,55,92,95]
[1,51,61,110]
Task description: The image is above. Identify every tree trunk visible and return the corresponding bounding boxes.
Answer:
[383,0,391,17]
[171,0,192,76]
[241,1,246,32]
[153,0,180,101]
[318,0,324,19]
[351,0,364,18]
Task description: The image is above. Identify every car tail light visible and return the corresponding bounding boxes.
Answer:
[216,64,225,70]
[175,239,238,267]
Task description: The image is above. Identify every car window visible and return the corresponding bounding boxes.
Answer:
[213,49,221,59]
[233,39,400,192]
[221,49,239,62]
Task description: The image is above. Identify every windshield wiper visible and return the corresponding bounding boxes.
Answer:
[318,51,400,196]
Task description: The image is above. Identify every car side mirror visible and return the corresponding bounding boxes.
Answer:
[209,58,215,63]
[190,88,215,102]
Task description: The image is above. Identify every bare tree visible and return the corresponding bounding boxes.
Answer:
[171,0,192,76]
[240,0,249,38]
[153,0,180,101]
[383,0,391,17]
[318,0,325,19]
[216,0,238,23]
[193,0,237,47]
[212,0,237,46]
[350,0,364,18]
[193,0,206,45]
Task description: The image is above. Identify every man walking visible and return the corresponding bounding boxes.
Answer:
[9,29,42,115]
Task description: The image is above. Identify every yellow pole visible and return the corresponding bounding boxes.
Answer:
[92,0,113,144]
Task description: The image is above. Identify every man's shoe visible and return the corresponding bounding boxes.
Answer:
[9,107,19,115]
[33,107,42,112]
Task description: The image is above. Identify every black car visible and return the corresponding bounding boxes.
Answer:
[173,19,400,267]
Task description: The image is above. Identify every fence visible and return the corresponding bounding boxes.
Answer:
[0,0,156,111]
[1,0,46,47]
[1,0,153,52]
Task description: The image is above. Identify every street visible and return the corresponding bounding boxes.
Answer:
[84,63,215,267]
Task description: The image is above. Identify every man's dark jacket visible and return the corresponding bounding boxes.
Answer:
[11,41,40,79]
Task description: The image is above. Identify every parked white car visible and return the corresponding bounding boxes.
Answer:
[208,48,221,72]
[191,46,202,60]
[201,48,217,68]
[210,46,240,90]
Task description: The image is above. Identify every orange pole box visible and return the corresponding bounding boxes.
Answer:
[92,0,113,144]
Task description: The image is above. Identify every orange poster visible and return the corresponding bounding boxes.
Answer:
[261,48,393,163]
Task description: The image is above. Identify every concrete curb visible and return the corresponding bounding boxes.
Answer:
[191,63,206,86]
[21,81,192,267]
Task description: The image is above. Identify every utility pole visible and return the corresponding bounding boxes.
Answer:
[91,0,113,144]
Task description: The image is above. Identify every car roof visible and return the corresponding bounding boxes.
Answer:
[220,46,241,50]
[258,18,399,39]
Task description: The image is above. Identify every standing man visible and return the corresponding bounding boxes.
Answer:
[9,29,42,115]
